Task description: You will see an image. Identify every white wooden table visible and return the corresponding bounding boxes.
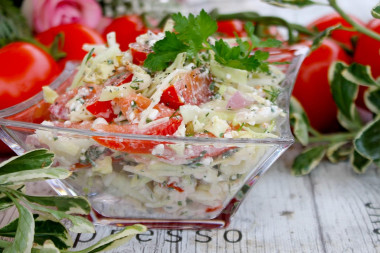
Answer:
[1,147,379,252]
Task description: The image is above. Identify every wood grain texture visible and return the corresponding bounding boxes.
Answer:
[1,152,379,252]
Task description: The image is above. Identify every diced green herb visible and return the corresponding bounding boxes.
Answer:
[263,87,281,102]
[130,82,140,90]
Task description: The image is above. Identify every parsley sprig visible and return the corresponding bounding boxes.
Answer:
[144,10,281,72]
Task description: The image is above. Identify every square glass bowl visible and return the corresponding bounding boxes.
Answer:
[0,45,307,229]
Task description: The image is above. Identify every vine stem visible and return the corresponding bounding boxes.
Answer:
[329,0,380,41]
[308,131,357,143]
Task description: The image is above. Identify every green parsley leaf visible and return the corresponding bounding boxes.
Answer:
[212,39,270,72]
[144,31,189,71]
[144,10,217,72]
[172,9,218,56]
[212,21,279,72]
[144,11,280,73]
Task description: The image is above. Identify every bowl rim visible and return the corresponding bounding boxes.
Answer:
[0,45,309,145]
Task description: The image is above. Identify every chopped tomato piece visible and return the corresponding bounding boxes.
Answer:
[53,120,93,129]
[86,100,116,122]
[130,43,151,65]
[50,84,100,121]
[160,85,184,110]
[92,115,182,154]
[166,182,184,193]
[114,94,151,114]
[160,68,212,110]
[118,73,133,86]
[115,94,178,121]
[206,205,222,213]
[103,71,133,86]
[70,162,91,171]
[184,133,236,159]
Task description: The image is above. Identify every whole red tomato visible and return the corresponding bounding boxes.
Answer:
[103,15,147,51]
[292,39,351,133]
[36,24,105,68]
[307,13,365,50]
[217,20,246,37]
[0,42,60,154]
[0,42,59,109]
[353,19,380,78]
[352,19,380,109]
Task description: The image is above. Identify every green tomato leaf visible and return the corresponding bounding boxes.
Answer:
[341,62,378,87]
[261,0,317,8]
[0,214,72,250]
[0,149,54,176]
[354,116,380,161]
[22,194,91,215]
[337,111,362,132]
[350,149,372,174]
[28,202,94,234]
[0,185,24,210]
[326,142,351,163]
[289,97,310,146]
[364,86,380,114]
[0,239,12,249]
[3,194,35,253]
[0,167,71,185]
[311,25,341,51]
[0,195,13,211]
[371,3,380,19]
[292,145,326,176]
[31,240,60,253]
[328,61,361,124]
[75,224,147,253]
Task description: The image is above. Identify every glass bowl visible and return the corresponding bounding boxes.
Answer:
[0,45,307,229]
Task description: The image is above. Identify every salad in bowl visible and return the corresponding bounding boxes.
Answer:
[0,10,307,228]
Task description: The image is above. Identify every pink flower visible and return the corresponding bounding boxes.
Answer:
[22,0,102,33]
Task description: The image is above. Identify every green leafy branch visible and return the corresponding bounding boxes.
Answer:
[262,0,380,41]
[0,149,146,252]
[261,0,380,175]
[290,63,380,175]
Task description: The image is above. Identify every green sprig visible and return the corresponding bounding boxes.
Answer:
[0,149,146,252]
[144,10,281,72]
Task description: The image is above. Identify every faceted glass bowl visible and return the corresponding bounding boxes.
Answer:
[0,45,307,229]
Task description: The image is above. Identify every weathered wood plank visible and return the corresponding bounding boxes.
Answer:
[310,162,380,253]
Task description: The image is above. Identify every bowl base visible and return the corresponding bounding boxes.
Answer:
[88,209,228,230]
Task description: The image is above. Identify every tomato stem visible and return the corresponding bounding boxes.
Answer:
[211,10,315,43]
[308,131,357,143]
[328,0,380,41]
